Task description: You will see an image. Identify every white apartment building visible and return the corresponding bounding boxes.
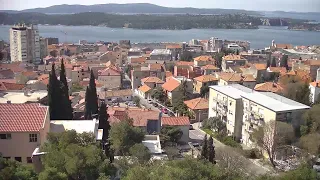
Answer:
[209,84,310,145]
[10,24,40,63]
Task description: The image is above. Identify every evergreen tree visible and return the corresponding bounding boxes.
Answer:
[208,136,215,164]
[89,70,98,117]
[98,101,110,141]
[271,57,277,67]
[48,63,59,120]
[280,55,289,70]
[84,86,92,119]
[59,59,73,119]
[266,53,271,67]
[200,134,208,159]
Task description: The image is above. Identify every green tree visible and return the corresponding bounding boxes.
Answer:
[109,118,145,155]
[266,53,271,68]
[280,54,289,70]
[40,131,115,179]
[208,136,215,164]
[160,126,183,146]
[150,87,166,103]
[89,69,98,117]
[180,51,193,61]
[200,85,210,98]
[214,52,224,69]
[201,134,208,159]
[271,57,277,67]
[38,167,68,180]
[48,63,60,120]
[236,49,239,55]
[129,143,151,164]
[59,58,73,120]
[279,164,318,180]
[98,101,110,142]
[133,96,141,107]
[299,133,320,155]
[84,86,92,119]
[0,157,38,180]
[301,104,320,135]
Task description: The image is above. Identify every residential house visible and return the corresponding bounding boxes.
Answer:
[162,77,193,104]
[0,103,50,163]
[254,82,284,94]
[97,89,132,102]
[138,84,152,99]
[131,66,165,90]
[98,67,122,90]
[141,76,165,89]
[215,72,243,86]
[241,91,309,147]
[193,55,215,67]
[0,69,15,79]
[0,82,25,91]
[174,62,202,79]
[99,51,122,66]
[71,65,90,83]
[241,63,267,83]
[0,90,48,104]
[128,56,146,65]
[161,117,190,143]
[221,54,247,72]
[184,98,208,123]
[307,60,320,81]
[193,75,218,94]
[201,64,220,75]
[310,81,320,104]
[166,44,183,60]
[149,49,172,61]
[26,74,49,91]
[265,67,287,80]
[242,75,257,89]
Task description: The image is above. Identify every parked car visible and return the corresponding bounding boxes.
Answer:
[162,108,168,114]
[189,125,194,130]
[313,158,320,173]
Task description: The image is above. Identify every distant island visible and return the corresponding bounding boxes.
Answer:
[0,12,304,30]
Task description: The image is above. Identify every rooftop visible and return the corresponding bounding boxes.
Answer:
[138,84,152,93]
[194,55,214,62]
[0,103,48,132]
[254,82,284,93]
[142,135,162,154]
[141,76,165,84]
[210,84,253,99]
[150,49,171,55]
[222,54,246,61]
[194,75,218,83]
[161,117,190,126]
[97,89,132,99]
[0,82,25,91]
[184,98,209,110]
[0,90,48,104]
[241,91,310,112]
[162,78,180,92]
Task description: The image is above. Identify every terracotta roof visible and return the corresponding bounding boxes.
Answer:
[22,71,38,77]
[0,79,16,83]
[166,71,173,77]
[194,75,218,83]
[194,56,214,62]
[38,74,49,81]
[149,64,164,71]
[308,60,320,66]
[0,82,25,91]
[138,84,152,93]
[268,67,287,73]
[79,80,103,88]
[310,81,320,88]
[242,74,256,82]
[201,64,219,70]
[184,98,209,110]
[253,64,267,70]
[275,44,293,49]
[222,54,246,61]
[0,103,48,132]
[131,57,146,64]
[166,44,182,49]
[98,68,121,76]
[0,69,15,79]
[161,117,190,126]
[0,63,25,73]
[216,72,242,82]
[254,82,284,93]
[162,78,180,91]
[141,76,165,84]
[176,61,194,66]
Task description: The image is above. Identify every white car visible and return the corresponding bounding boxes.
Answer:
[313,158,320,173]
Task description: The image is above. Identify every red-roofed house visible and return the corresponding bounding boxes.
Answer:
[0,103,50,163]
[98,68,122,90]
[161,116,190,142]
[310,81,320,104]
[0,82,25,91]
[184,98,209,123]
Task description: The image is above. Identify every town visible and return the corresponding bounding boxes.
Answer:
[0,23,320,179]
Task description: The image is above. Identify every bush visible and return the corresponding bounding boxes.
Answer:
[242,148,262,159]
[221,136,242,149]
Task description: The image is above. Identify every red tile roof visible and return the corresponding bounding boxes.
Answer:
[0,82,25,91]
[184,98,209,110]
[0,69,15,79]
[98,68,121,76]
[166,44,182,49]
[162,78,180,91]
[165,71,173,78]
[201,64,219,70]
[131,57,146,64]
[254,82,284,93]
[138,84,152,93]
[194,75,218,83]
[161,117,190,126]
[176,61,194,66]
[194,56,215,62]
[0,103,48,132]
[141,76,165,84]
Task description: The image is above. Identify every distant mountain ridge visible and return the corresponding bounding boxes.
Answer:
[0,3,261,15]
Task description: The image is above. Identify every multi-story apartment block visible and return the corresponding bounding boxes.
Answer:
[209,84,310,145]
[10,24,40,63]
[40,37,48,59]
[209,84,252,141]
[241,91,310,147]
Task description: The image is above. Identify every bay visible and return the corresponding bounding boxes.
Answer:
[0,25,319,49]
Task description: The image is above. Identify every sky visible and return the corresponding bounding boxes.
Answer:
[0,0,320,12]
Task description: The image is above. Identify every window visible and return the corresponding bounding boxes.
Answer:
[15,157,22,162]
[0,134,11,139]
[27,157,32,163]
[29,134,38,142]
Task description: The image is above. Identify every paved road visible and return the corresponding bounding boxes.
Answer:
[190,123,271,175]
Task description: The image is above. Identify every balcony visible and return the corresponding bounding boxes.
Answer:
[216,106,227,117]
[213,98,227,107]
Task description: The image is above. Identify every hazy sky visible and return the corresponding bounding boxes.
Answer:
[1,0,320,12]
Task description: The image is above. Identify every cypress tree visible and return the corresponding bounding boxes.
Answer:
[48,63,59,120]
[271,57,277,67]
[59,59,73,119]
[208,136,215,164]
[98,101,110,141]
[280,55,289,70]
[200,134,208,159]
[89,70,98,117]
[84,86,92,120]
[266,53,271,67]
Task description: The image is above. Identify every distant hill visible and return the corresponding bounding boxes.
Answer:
[0,3,261,15]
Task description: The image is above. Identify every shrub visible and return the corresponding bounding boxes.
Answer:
[221,136,242,149]
[242,148,262,159]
